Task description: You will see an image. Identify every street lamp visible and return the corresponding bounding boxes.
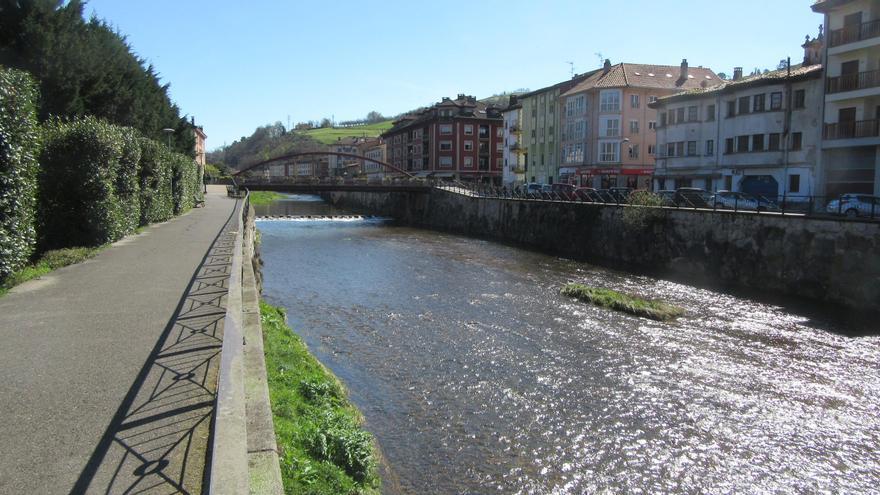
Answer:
[162,128,175,149]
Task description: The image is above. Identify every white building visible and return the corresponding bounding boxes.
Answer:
[501,95,526,186]
[652,60,824,201]
[813,0,880,197]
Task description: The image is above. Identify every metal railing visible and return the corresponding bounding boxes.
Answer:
[829,19,880,48]
[826,69,880,93]
[435,181,880,221]
[823,119,880,140]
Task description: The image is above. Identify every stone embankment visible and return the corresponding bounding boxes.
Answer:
[327,189,880,311]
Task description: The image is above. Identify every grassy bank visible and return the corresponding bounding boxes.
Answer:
[248,191,286,206]
[300,121,393,145]
[561,283,684,321]
[0,246,103,297]
[261,301,380,495]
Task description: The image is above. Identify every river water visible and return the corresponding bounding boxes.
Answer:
[255,194,880,494]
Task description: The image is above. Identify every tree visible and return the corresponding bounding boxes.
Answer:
[365,111,384,123]
[319,117,332,128]
[0,0,195,155]
[717,72,729,80]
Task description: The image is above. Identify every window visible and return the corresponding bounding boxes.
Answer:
[630,120,639,133]
[687,106,698,122]
[789,174,801,193]
[738,96,750,115]
[496,142,503,151]
[752,134,764,151]
[725,138,734,154]
[463,140,473,151]
[676,107,685,123]
[648,95,658,104]
[683,141,695,156]
[727,100,736,117]
[603,118,620,137]
[628,144,640,159]
[440,140,452,151]
[660,113,667,127]
[648,121,657,130]
[440,124,452,135]
[599,142,619,162]
[675,141,684,157]
[706,104,716,121]
[631,94,640,108]
[648,144,655,155]
[439,156,453,167]
[479,125,489,138]
[737,135,749,152]
[753,94,766,112]
[768,133,781,151]
[706,139,714,156]
[496,127,503,137]
[667,142,676,157]
[794,89,806,109]
[791,132,803,150]
[599,90,621,112]
[770,92,783,110]
[464,125,474,135]
[463,156,473,167]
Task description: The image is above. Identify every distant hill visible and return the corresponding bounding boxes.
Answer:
[300,120,394,144]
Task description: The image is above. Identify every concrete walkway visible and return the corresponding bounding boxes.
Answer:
[0,186,239,494]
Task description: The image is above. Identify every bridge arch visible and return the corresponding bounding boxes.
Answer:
[231,151,414,178]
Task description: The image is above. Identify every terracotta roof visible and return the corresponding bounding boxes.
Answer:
[518,69,601,100]
[562,62,722,96]
[382,95,500,137]
[649,64,823,106]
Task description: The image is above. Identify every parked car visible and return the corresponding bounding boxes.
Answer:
[524,183,543,199]
[656,190,676,206]
[608,187,633,203]
[575,187,600,202]
[550,183,577,200]
[826,193,880,218]
[673,187,712,208]
[711,190,779,211]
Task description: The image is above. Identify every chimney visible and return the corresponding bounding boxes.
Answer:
[509,95,518,106]
[603,59,611,74]
[679,59,689,81]
[457,93,465,100]
[733,67,743,81]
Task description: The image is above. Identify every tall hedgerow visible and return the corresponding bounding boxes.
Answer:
[170,152,201,215]
[116,128,142,234]
[137,137,173,224]
[38,116,126,250]
[0,67,40,282]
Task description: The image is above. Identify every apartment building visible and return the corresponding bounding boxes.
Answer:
[652,60,824,200]
[813,0,880,196]
[560,59,721,189]
[358,137,387,178]
[328,137,363,177]
[501,95,525,186]
[382,94,503,183]
[519,72,595,184]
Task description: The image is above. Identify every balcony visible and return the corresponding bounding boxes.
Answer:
[829,19,880,48]
[823,119,880,139]
[826,69,880,93]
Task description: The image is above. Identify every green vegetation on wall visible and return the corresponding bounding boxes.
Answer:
[261,302,380,495]
[0,67,40,281]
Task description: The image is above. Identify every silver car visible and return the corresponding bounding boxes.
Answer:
[710,190,779,211]
[826,194,880,218]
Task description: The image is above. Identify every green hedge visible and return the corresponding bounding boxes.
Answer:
[0,67,41,282]
[171,152,202,215]
[138,137,174,224]
[117,128,142,234]
[38,116,127,250]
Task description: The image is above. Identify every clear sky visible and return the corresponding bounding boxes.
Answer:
[84,0,823,152]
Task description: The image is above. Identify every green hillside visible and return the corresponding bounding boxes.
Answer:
[301,120,394,144]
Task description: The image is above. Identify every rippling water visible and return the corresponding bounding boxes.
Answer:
[257,196,880,494]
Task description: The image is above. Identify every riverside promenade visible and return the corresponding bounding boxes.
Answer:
[0,185,239,494]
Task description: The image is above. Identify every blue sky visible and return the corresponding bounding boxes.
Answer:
[84,1,823,152]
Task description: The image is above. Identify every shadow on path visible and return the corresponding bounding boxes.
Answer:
[70,203,239,495]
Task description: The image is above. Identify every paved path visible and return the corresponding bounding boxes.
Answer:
[0,186,240,494]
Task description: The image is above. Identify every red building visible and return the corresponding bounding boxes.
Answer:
[382,94,504,183]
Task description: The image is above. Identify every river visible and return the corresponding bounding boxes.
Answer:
[255,194,880,494]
